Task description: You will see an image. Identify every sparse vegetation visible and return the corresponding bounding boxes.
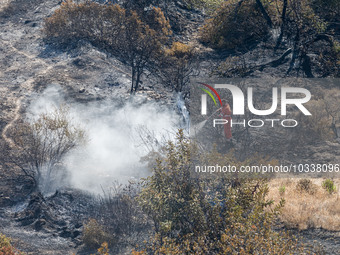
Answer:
[2,107,85,193]
[1,0,340,254]
[322,179,336,194]
[279,185,286,196]
[96,242,109,255]
[44,0,171,93]
[215,55,251,77]
[293,99,334,144]
[269,178,340,230]
[293,89,340,145]
[89,182,149,248]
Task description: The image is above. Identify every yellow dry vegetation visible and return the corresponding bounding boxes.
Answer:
[268,178,340,230]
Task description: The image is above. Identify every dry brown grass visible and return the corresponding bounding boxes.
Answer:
[268,178,340,231]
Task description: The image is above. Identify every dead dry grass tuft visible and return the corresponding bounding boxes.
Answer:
[268,178,340,231]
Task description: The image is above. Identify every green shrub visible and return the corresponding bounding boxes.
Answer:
[0,233,22,255]
[322,179,336,194]
[136,130,305,254]
[279,185,286,196]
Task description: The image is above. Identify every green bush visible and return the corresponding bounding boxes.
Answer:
[322,179,336,194]
[136,130,305,254]
[279,185,286,196]
[0,233,22,255]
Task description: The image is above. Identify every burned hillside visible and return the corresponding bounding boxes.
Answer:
[0,0,340,254]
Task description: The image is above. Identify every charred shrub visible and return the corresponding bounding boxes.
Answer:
[312,0,340,22]
[215,55,251,77]
[0,0,45,18]
[296,179,317,195]
[159,42,198,97]
[4,107,85,193]
[83,219,114,250]
[44,1,171,93]
[87,182,150,249]
[43,1,124,46]
[200,0,276,49]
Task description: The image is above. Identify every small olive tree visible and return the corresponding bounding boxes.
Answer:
[5,107,86,193]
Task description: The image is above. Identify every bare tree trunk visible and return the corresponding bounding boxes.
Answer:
[131,66,136,94]
[134,67,142,92]
[287,29,300,74]
[301,53,314,78]
[331,121,339,139]
[255,0,273,28]
[275,0,288,50]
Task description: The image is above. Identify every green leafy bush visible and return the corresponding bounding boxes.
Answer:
[0,233,22,255]
[135,130,304,254]
[322,179,336,194]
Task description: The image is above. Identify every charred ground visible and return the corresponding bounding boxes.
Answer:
[0,0,340,254]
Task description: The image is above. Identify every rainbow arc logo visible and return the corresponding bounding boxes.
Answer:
[199,83,222,107]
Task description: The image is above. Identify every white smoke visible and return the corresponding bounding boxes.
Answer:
[27,85,181,194]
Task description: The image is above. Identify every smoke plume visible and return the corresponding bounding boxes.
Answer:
[27,85,181,194]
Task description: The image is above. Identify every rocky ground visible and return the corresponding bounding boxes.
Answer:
[0,0,340,254]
